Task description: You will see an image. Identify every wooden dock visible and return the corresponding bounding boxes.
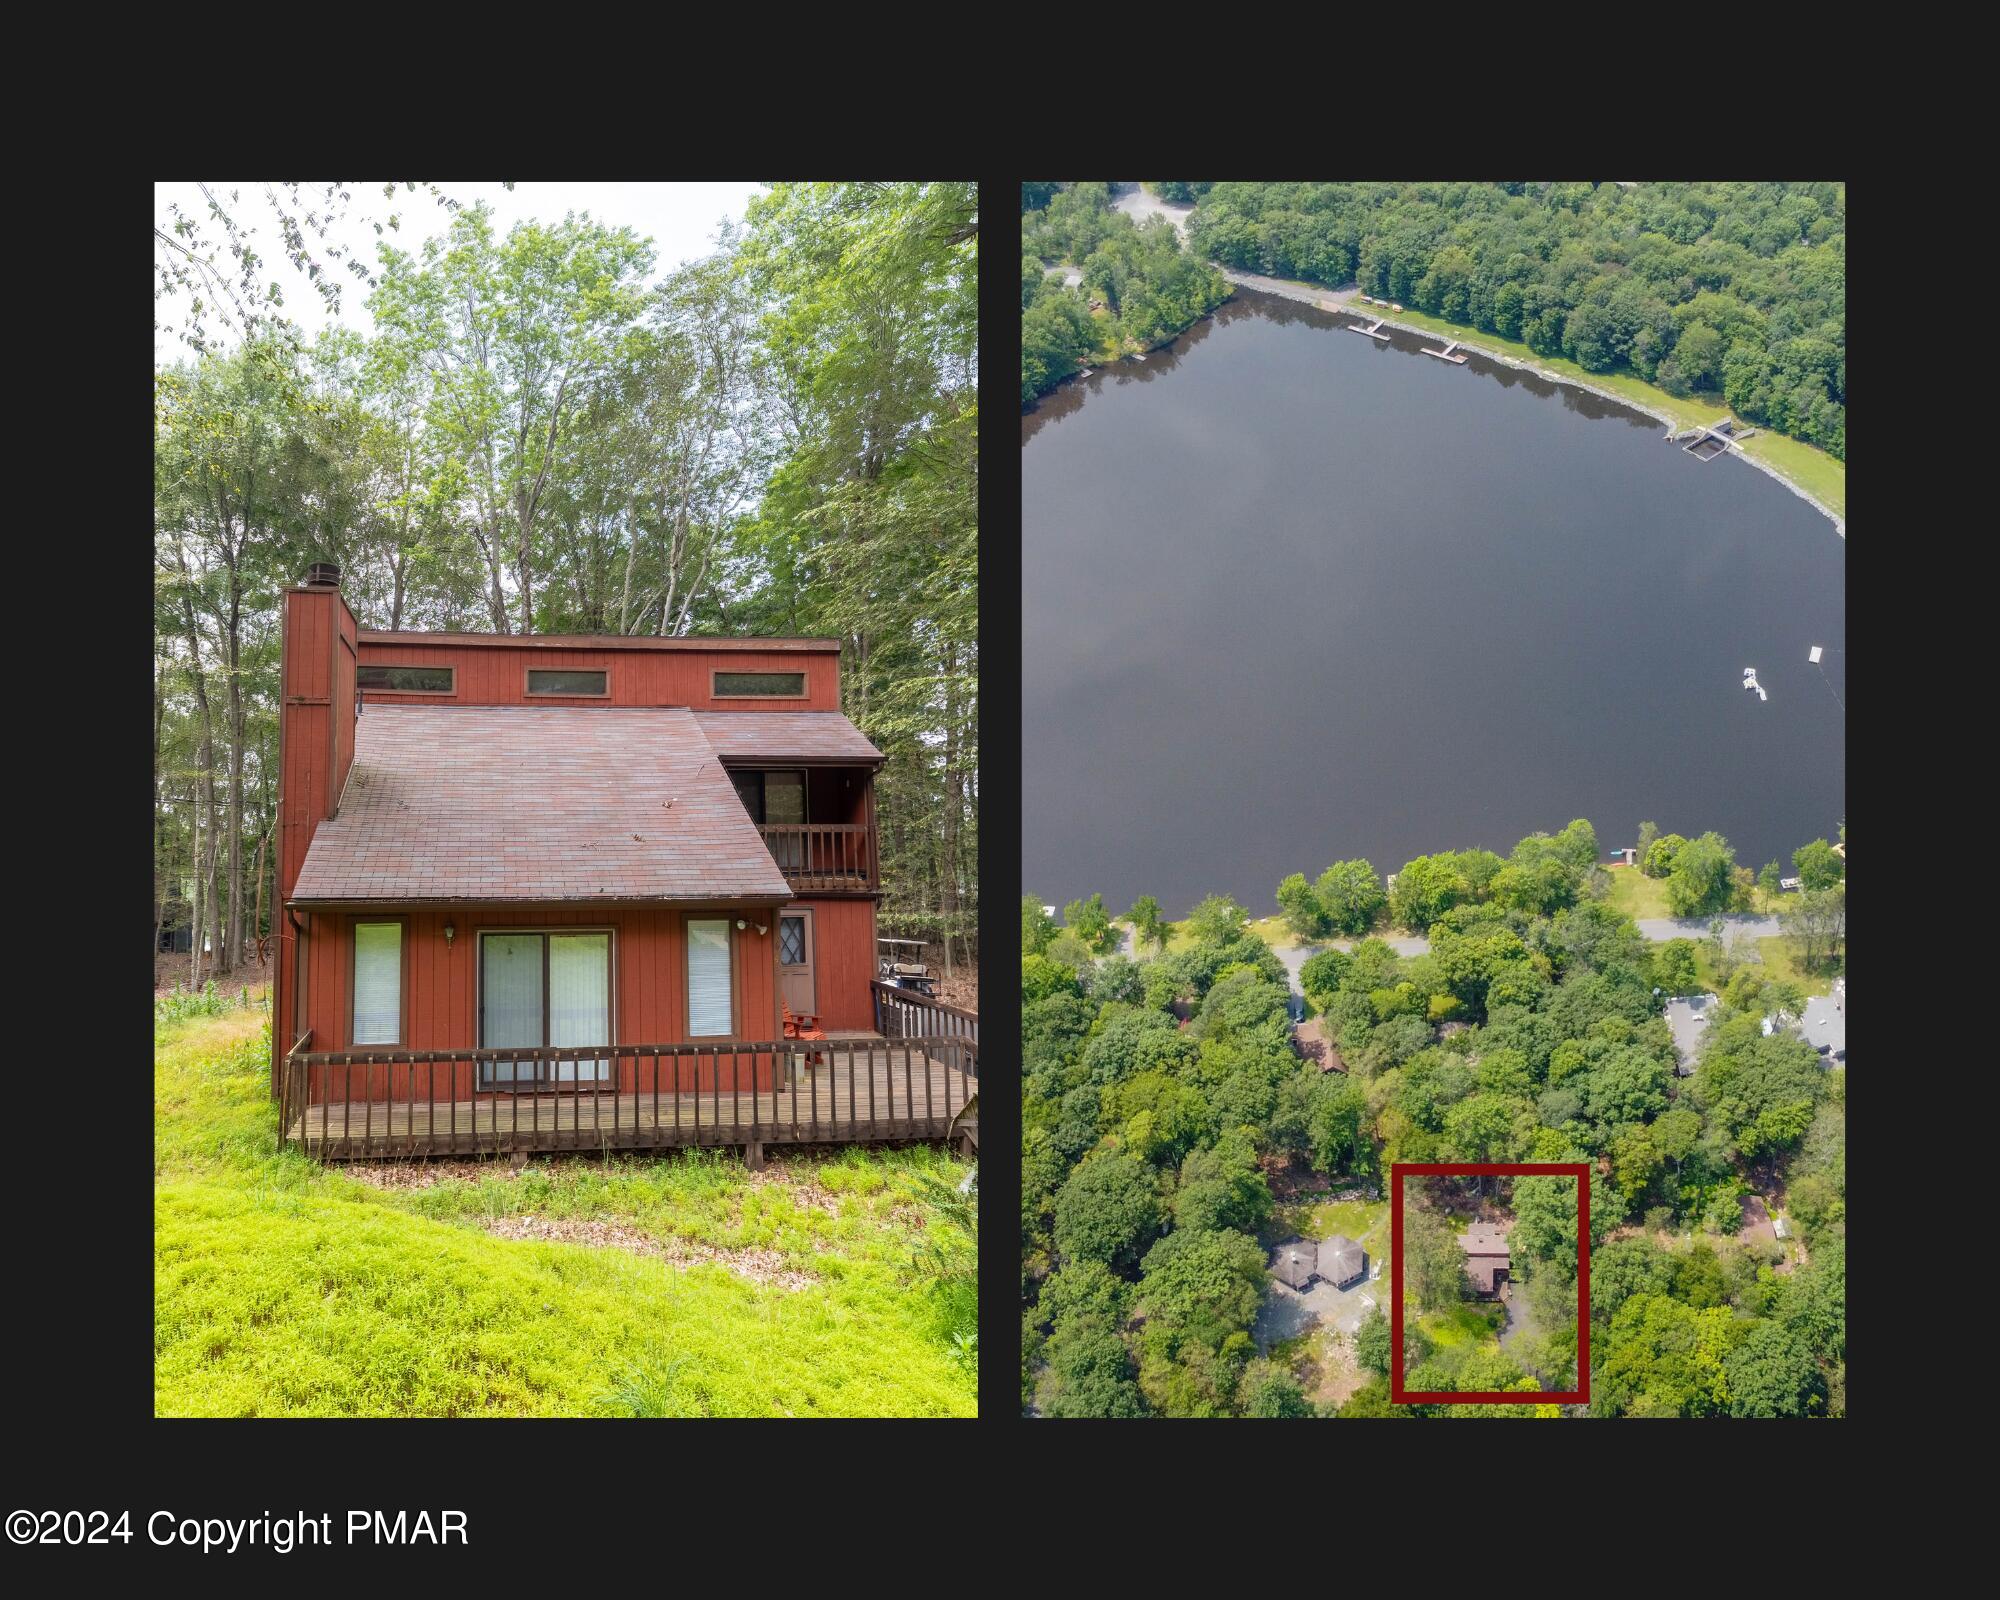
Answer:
[1423,341,1469,364]
[1347,318,1392,341]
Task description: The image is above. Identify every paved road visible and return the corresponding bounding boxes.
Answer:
[1635,915,1782,948]
[1107,913,1779,999]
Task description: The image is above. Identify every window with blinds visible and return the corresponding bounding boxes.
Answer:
[687,919,734,1037]
[352,922,403,1045]
[478,931,612,1088]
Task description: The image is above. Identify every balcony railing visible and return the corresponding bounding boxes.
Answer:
[279,1034,975,1162]
[871,981,978,1051]
[757,823,876,892]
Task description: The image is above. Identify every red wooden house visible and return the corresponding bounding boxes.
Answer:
[272,565,974,1161]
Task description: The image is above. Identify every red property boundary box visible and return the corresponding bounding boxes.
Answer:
[1389,1162,1590,1406]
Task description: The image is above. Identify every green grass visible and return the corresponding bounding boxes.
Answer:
[154,1011,976,1417]
[1747,936,1838,997]
[1149,914,1302,954]
[1306,1199,1388,1247]
[1603,868,1673,921]
[1288,295,1845,522]
[1417,1302,1505,1349]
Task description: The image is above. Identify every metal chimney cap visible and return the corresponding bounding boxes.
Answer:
[305,562,341,588]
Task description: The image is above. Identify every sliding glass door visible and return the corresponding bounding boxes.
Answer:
[479,930,612,1089]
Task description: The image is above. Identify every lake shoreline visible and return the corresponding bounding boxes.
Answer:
[1310,297,1848,540]
[1029,276,1847,539]
[1067,185,1846,536]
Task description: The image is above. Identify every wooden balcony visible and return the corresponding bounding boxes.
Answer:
[757,822,876,893]
[279,1033,975,1163]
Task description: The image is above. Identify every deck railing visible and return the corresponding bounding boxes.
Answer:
[757,823,875,891]
[871,981,977,1061]
[277,1035,974,1162]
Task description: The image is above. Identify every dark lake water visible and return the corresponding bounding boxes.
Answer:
[1022,290,1846,919]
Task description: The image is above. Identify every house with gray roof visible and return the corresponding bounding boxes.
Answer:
[1320,1235,1368,1289]
[1270,1235,1369,1291]
[1664,994,1714,1075]
[1272,1239,1317,1291]
[1800,979,1846,1063]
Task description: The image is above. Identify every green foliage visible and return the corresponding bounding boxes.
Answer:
[1023,896,1057,956]
[1027,811,1843,1418]
[1724,1323,1827,1417]
[1642,832,1686,878]
[1052,1154,1164,1271]
[1041,1322,1144,1417]
[1022,953,1081,1006]
[1652,938,1701,995]
[1063,892,1119,954]
[1390,852,1474,932]
[1276,872,1330,941]
[1185,893,1251,947]
[1689,1015,1825,1159]
[1125,895,1167,953]
[1243,1366,1316,1417]
[1021,184,1231,402]
[1314,859,1386,936]
[1403,1199,1469,1311]
[1354,1306,1393,1376]
[1665,831,1738,917]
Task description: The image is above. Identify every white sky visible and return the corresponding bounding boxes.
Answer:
[154,180,768,364]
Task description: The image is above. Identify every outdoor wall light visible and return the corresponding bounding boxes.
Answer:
[736,919,747,930]
[444,920,456,947]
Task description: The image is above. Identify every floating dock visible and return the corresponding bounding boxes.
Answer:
[1742,667,1767,702]
[1422,341,1469,364]
[1347,318,1391,341]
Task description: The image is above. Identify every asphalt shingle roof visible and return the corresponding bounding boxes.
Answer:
[692,711,883,762]
[293,706,793,904]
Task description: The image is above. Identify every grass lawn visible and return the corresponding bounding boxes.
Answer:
[1417,1302,1505,1349]
[1307,1198,1389,1248]
[1246,914,1295,948]
[1748,936,1838,997]
[1603,869,1673,921]
[155,1009,976,1417]
[1258,292,1846,523]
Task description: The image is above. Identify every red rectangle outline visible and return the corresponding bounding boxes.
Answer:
[1389,1162,1590,1406]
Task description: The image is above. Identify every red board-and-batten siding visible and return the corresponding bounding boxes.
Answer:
[299,906,781,1103]
[352,633,842,711]
[273,587,877,1100]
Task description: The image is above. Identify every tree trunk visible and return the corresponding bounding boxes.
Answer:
[251,821,272,967]
[188,792,202,991]
[223,570,245,973]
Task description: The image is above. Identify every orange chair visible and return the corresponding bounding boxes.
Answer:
[782,1002,828,1067]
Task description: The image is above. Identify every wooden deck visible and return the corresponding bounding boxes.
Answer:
[282,1036,974,1162]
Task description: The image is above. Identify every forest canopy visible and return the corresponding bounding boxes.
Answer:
[1023,819,1845,1418]
[1020,184,1230,404]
